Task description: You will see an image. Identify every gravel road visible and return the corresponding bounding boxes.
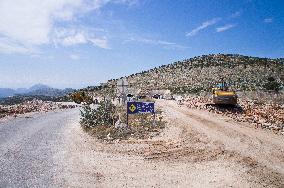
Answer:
[0,101,284,188]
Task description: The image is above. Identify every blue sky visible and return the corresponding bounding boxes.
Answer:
[0,0,283,89]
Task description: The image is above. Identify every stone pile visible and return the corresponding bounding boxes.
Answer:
[0,99,77,118]
[184,96,284,134]
[184,96,211,109]
[239,100,284,131]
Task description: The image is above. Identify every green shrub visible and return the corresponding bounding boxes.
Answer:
[80,100,117,128]
[263,77,282,92]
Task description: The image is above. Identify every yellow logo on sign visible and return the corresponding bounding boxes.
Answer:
[129,104,136,112]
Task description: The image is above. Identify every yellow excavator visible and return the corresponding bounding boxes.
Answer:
[212,81,237,105]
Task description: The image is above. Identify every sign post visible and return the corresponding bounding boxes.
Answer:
[126,102,155,126]
[126,104,129,126]
[117,78,128,105]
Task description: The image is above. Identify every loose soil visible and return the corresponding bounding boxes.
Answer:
[57,100,284,187]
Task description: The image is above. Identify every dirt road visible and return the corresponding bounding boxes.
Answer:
[1,100,283,187]
[60,100,284,187]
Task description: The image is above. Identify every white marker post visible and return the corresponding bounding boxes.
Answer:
[117,77,128,105]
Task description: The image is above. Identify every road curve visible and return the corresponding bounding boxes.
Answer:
[0,109,80,188]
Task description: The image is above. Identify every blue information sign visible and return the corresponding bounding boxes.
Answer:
[127,102,155,114]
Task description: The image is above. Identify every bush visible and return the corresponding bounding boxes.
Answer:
[263,77,282,92]
[71,91,93,104]
[80,100,117,128]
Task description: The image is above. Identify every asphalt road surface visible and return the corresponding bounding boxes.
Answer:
[0,109,80,188]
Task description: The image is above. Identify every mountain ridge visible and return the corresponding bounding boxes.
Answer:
[0,84,74,98]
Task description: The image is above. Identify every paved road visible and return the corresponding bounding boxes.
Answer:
[0,109,80,188]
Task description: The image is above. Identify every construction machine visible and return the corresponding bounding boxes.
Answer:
[212,81,237,105]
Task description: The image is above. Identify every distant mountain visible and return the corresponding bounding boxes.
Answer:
[15,88,29,94]
[28,84,51,92]
[0,84,74,98]
[25,87,74,97]
[0,88,15,98]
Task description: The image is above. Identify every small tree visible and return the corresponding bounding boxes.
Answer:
[263,77,282,92]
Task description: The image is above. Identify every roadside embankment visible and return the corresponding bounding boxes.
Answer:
[0,99,78,119]
[183,96,284,134]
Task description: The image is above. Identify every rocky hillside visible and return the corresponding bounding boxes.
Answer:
[90,54,284,95]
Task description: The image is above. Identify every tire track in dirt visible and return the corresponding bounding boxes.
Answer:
[155,100,284,187]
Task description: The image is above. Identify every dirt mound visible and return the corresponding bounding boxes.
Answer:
[184,96,284,134]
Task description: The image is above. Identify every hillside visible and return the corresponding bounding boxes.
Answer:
[90,54,284,95]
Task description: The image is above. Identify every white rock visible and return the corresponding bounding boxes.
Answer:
[106,133,112,140]
[115,120,127,129]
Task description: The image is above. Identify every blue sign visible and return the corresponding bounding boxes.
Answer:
[127,102,155,114]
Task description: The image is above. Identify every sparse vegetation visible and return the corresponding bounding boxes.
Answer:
[75,54,284,138]
[84,54,284,96]
[79,98,166,141]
